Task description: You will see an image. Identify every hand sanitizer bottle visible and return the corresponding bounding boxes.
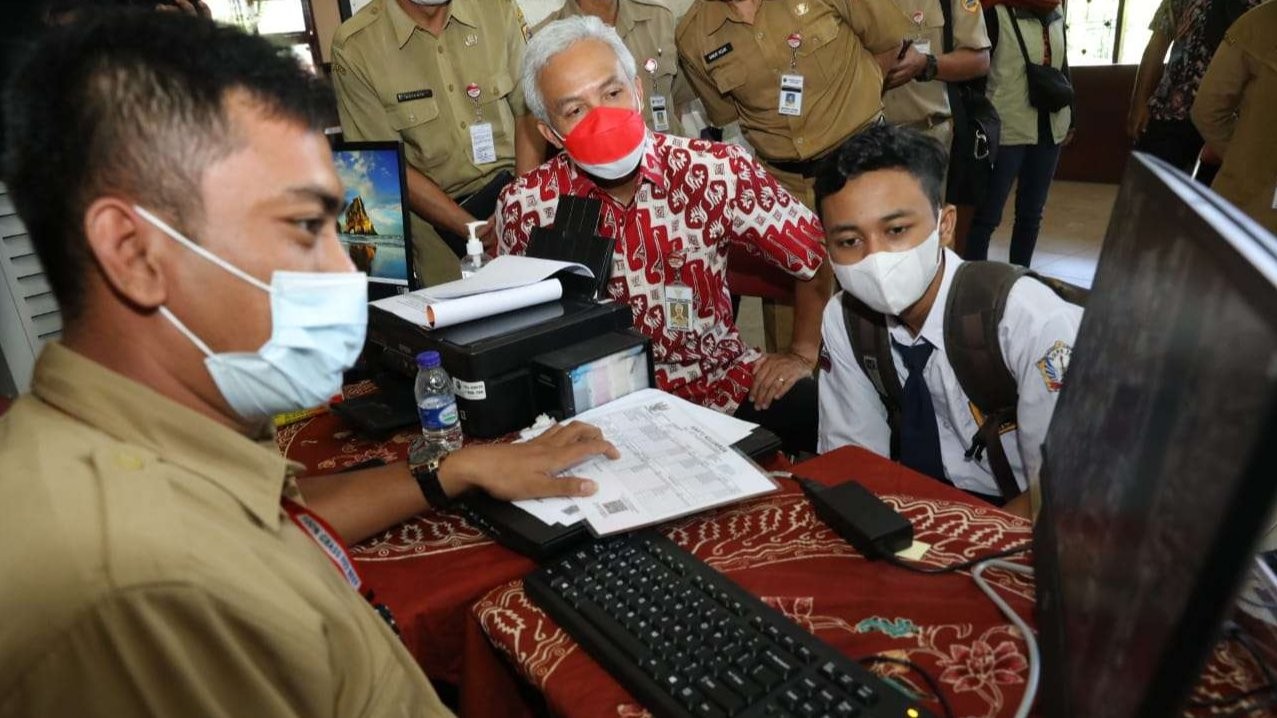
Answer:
[460,221,491,279]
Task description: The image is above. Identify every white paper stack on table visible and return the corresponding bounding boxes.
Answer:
[369,255,594,330]
[513,389,778,536]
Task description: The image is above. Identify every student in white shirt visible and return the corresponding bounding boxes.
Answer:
[813,125,1083,516]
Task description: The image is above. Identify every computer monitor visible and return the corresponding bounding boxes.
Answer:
[331,140,413,297]
[1034,153,1277,718]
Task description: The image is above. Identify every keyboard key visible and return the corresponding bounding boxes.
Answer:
[796,700,821,717]
[748,663,783,690]
[697,676,745,714]
[762,649,797,678]
[833,699,861,717]
[720,667,764,700]
[694,700,727,717]
[677,686,702,708]
[854,684,878,706]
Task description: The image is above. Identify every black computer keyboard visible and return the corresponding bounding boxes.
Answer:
[523,532,936,718]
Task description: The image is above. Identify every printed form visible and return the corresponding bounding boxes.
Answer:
[513,390,776,535]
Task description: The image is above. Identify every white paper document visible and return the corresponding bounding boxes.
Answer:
[370,278,563,330]
[424,255,593,300]
[511,390,773,535]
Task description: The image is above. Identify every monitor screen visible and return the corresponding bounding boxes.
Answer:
[332,141,412,289]
[1035,154,1277,718]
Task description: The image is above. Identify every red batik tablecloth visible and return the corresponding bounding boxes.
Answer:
[280,384,1274,717]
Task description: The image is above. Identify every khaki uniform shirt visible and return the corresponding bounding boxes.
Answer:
[882,0,989,148]
[1190,1,1277,234]
[675,0,912,164]
[0,344,449,718]
[535,0,696,137]
[987,6,1070,146]
[331,0,529,286]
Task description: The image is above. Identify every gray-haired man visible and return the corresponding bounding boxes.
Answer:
[495,16,831,455]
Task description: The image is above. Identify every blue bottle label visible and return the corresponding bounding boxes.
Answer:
[419,401,459,431]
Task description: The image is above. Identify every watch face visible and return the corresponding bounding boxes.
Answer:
[408,436,441,467]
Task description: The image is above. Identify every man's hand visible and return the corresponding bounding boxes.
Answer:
[1002,492,1033,520]
[749,352,815,411]
[1126,103,1150,141]
[477,216,498,255]
[440,421,620,501]
[884,46,929,90]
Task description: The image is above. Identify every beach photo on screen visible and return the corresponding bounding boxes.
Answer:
[333,147,408,285]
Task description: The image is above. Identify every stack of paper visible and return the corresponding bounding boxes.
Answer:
[370,255,594,330]
[513,389,777,536]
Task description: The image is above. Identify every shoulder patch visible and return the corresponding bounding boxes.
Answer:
[962,0,980,13]
[1035,340,1071,393]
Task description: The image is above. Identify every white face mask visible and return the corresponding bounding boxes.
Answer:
[832,214,944,316]
[135,206,369,422]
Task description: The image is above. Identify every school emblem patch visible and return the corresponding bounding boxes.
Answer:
[962,0,980,13]
[1036,340,1071,392]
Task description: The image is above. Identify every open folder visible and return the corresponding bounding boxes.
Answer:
[369,255,594,330]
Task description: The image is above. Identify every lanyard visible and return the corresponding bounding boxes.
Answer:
[282,497,401,636]
[282,496,363,590]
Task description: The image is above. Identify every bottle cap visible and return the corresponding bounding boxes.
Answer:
[465,221,487,259]
[416,350,441,369]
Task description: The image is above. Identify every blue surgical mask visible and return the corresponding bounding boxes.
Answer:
[135,206,368,421]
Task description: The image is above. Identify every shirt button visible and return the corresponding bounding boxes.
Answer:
[448,84,454,92]
[796,137,805,145]
[408,114,417,122]
[437,46,444,54]
[756,31,765,40]
[460,120,467,128]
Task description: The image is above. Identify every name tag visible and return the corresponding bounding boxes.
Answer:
[664,284,694,332]
[705,43,733,63]
[396,89,434,102]
[650,95,670,132]
[915,40,932,56]
[778,74,804,117]
[470,123,497,165]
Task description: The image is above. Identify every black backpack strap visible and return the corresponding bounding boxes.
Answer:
[939,0,954,54]
[944,261,1027,500]
[840,292,903,461]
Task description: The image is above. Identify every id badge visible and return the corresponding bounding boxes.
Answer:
[778,74,804,117]
[664,283,694,333]
[469,122,497,165]
[915,39,932,56]
[650,94,670,132]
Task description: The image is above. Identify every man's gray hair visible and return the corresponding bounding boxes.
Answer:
[521,15,638,125]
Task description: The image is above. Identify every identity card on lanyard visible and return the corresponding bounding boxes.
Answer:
[644,57,671,132]
[664,252,694,333]
[466,83,497,165]
[778,33,804,117]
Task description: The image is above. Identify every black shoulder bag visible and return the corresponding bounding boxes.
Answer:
[1005,6,1073,113]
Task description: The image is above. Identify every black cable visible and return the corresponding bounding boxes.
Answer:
[883,543,1032,575]
[857,655,956,718]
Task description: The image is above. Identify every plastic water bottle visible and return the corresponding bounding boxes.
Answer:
[414,351,463,452]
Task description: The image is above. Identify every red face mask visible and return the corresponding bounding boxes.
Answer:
[558,105,648,180]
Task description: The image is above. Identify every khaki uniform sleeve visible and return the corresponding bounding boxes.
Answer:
[835,0,912,55]
[676,41,739,127]
[952,0,991,50]
[331,45,396,142]
[4,585,334,718]
[1191,34,1249,154]
[505,0,530,116]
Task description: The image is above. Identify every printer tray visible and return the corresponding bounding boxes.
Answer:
[456,426,785,562]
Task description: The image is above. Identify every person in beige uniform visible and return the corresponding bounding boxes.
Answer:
[675,0,912,207]
[332,0,541,286]
[535,0,696,137]
[676,0,908,354]
[0,11,615,716]
[881,0,990,152]
[1191,0,1277,234]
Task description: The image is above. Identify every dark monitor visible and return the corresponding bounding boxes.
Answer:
[331,141,414,297]
[1034,154,1277,717]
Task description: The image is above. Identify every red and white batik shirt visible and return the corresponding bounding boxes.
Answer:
[496,132,825,414]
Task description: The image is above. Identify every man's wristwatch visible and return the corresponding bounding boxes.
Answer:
[408,436,453,509]
[917,54,939,82]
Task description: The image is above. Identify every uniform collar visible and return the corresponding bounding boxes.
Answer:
[887,247,962,352]
[555,0,650,36]
[30,343,291,531]
[700,0,774,33]
[386,0,478,49]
